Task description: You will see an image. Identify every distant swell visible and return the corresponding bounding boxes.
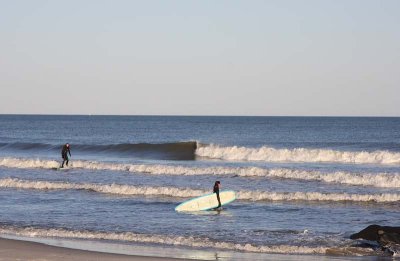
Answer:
[0,225,327,254]
[0,141,197,160]
[2,178,400,203]
[196,144,400,164]
[76,142,197,160]
[0,142,56,151]
[1,157,400,188]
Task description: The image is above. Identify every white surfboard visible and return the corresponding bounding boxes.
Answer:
[175,190,236,212]
[51,167,70,171]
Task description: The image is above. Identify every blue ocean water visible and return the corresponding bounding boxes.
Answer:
[0,115,400,258]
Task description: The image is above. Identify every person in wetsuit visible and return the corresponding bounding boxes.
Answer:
[213,181,221,208]
[61,143,71,168]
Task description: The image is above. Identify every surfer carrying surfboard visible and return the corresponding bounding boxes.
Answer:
[175,182,235,212]
[60,143,71,168]
[213,181,221,208]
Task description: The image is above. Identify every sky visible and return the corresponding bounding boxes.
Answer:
[0,0,399,116]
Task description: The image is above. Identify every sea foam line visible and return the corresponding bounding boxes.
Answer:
[1,178,400,203]
[0,225,326,254]
[196,144,400,165]
[0,178,205,198]
[1,157,400,188]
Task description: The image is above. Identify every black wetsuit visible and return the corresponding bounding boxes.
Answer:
[61,145,71,168]
[213,183,221,208]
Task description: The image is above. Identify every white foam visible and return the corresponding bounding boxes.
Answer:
[0,225,327,254]
[1,178,400,203]
[1,157,400,188]
[237,191,400,203]
[259,169,400,188]
[196,144,400,165]
[0,178,205,198]
[0,157,60,169]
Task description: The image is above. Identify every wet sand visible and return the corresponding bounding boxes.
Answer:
[0,236,383,261]
[0,237,188,261]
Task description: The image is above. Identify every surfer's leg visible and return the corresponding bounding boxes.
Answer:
[65,156,69,166]
[216,193,221,208]
[61,154,68,168]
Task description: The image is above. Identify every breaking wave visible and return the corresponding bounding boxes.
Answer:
[2,141,400,164]
[0,225,327,254]
[1,178,400,203]
[0,141,197,160]
[3,141,400,164]
[1,157,400,188]
[196,144,400,165]
[0,157,60,169]
[0,178,205,198]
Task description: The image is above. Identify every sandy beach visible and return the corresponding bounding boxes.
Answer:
[0,237,188,261]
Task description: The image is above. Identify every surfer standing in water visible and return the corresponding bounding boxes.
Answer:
[213,181,221,209]
[61,143,71,168]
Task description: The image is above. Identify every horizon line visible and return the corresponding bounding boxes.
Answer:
[0,113,399,118]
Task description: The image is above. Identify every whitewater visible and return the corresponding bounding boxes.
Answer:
[1,115,399,259]
[1,157,400,188]
[2,178,400,203]
[196,144,400,164]
[0,225,328,254]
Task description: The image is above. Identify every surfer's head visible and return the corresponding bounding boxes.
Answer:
[215,181,220,186]
[66,143,70,147]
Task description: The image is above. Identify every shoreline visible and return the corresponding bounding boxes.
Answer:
[0,237,191,261]
[0,235,381,261]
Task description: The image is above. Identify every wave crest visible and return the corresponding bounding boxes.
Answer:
[0,178,205,198]
[196,144,400,164]
[0,141,197,160]
[0,225,326,254]
[1,157,400,188]
[2,178,400,203]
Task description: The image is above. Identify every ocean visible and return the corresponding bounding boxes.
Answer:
[0,115,399,260]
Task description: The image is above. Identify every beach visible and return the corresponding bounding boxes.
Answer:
[1,236,387,261]
[0,237,191,261]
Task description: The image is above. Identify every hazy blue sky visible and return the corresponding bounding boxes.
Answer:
[1,0,399,116]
